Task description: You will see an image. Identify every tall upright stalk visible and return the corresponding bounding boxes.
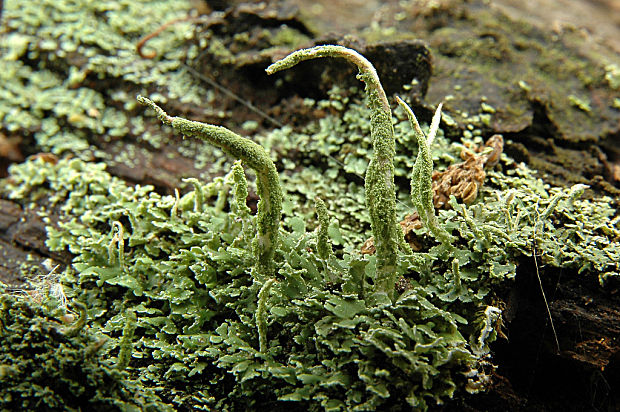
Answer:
[267,45,400,302]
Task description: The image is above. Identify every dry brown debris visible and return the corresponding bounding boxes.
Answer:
[432,134,503,208]
[0,133,23,162]
[27,153,59,164]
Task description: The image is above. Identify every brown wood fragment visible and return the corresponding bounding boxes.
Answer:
[0,132,23,162]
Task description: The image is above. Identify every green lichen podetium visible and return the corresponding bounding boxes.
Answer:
[266,45,401,302]
[229,160,254,245]
[181,177,205,213]
[116,309,137,370]
[315,197,333,261]
[396,96,454,246]
[230,160,252,219]
[256,278,276,353]
[137,95,282,278]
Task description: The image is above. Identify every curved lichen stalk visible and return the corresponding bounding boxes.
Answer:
[63,301,87,338]
[396,96,454,246]
[137,96,282,277]
[267,45,400,302]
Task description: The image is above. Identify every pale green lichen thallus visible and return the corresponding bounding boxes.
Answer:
[139,45,451,301]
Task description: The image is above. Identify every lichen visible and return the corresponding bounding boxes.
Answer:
[137,95,283,278]
[0,284,172,411]
[315,197,333,262]
[3,103,617,410]
[267,45,402,302]
[0,0,205,161]
[1,16,618,408]
[397,97,454,246]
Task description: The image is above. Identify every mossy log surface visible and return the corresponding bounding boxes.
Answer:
[1,0,619,411]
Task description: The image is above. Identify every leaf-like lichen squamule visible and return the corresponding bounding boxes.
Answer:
[267,45,401,302]
[136,95,282,278]
[107,221,125,270]
[63,301,87,338]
